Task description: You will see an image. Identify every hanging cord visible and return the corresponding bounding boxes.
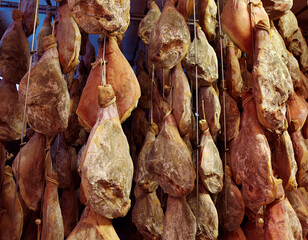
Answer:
[217,0,229,214]
[10,0,39,238]
[248,0,255,60]
[101,35,107,86]
[192,0,199,230]
[150,65,155,125]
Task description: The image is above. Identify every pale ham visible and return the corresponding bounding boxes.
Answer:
[67,206,120,240]
[199,0,217,42]
[19,35,70,136]
[76,37,140,130]
[80,84,134,218]
[12,132,45,211]
[221,0,269,53]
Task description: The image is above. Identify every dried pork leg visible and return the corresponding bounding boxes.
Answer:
[262,0,292,20]
[286,50,302,88]
[199,0,217,42]
[148,0,190,69]
[131,108,150,154]
[146,113,195,197]
[36,12,52,60]
[286,188,308,238]
[12,132,45,211]
[170,63,193,137]
[56,0,81,74]
[0,9,30,84]
[41,172,64,240]
[132,185,164,240]
[138,0,161,45]
[264,198,303,240]
[0,143,4,187]
[77,37,140,129]
[199,86,221,137]
[0,79,24,141]
[272,131,297,190]
[291,130,308,187]
[80,38,96,75]
[51,135,72,188]
[244,221,264,240]
[296,71,308,100]
[219,91,240,142]
[20,0,39,37]
[134,126,159,192]
[269,21,288,63]
[252,21,293,134]
[67,206,120,240]
[19,35,70,136]
[229,91,279,212]
[68,0,130,35]
[0,166,23,240]
[176,0,193,19]
[183,25,218,85]
[287,92,308,132]
[60,186,79,237]
[163,196,196,240]
[137,70,152,109]
[217,166,245,232]
[221,227,247,240]
[226,41,244,101]
[187,185,219,239]
[80,84,134,218]
[199,119,223,194]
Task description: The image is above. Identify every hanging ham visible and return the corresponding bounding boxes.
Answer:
[12,132,45,211]
[221,227,247,240]
[252,20,293,134]
[0,9,30,84]
[132,185,164,240]
[183,25,218,86]
[148,0,190,70]
[19,35,70,136]
[20,0,39,37]
[77,37,140,130]
[56,0,81,74]
[80,84,134,219]
[36,12,52,61]
[262,0,293,20]
[199,0,217,42]
[176,0,193,19]
[0,79,24,141]
[67,206,120,240]
[68,0,130,35]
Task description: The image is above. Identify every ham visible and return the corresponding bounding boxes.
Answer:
[12,132,45,211]
[176,0,193,19]
[221,227,247,240]
[0,143,4,187]
[0,79,24,141]
[19,35,70,136]
[146,112,195,197]
[264,198,303,240]
[217,166,245,232]
[0,9,30,84]
[76,37,140,129]
[132,185,164,240]
[20,0,39,37]
[131,108,150,154]
[252,20,293,134]
[187,185,219,239]
[286,50,302,88]
[68,0,130,35]
[170,63,193,137]
[56,0,81,74]
[183,25,218,86]
[229,91,280,213]
[162,196,196,240]
[262,0,293,20]
[67,206,120,240]
[221,0,269,53]
[199,119,223,194]
[0,166,23,240]
[137,0,161,45]
[148,0,190,69]
[199,0,217,42]
[36,12,52,61]
[80,84,134,218]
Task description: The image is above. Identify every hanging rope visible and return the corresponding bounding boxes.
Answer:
[248,0,256,60]
[150,65,155,125]
[192,0,199,230]
[101,35,107,86]
[10,0,40,238]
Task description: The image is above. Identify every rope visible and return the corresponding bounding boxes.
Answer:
[35,219,41,240]
[248,0,256,60]
[11,0,40,238]
[100,95,116,108]
[192,0,199,230]
[150,65,155,125]
[162,69,165,99]
[242,94,254,107]
[4,170,13,177]
[101,35,107,86]
[45,174,59,186]
[217,0,229,215]
[44,43,57,52]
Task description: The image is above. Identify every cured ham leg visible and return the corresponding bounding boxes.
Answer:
[19,35,70,136]
[262,0,292,20]
[0,9,30,84]
[176,0,193,19]
[36,12,52,61]
[67,206,120,240]
[199,0,217,42]
[80,84,134,219]
[77,37,140,129]
[221,227,247,240]
[20,0,39,37]
[132,185,164,240]
[12,132,45,211]
[56,0,81,74]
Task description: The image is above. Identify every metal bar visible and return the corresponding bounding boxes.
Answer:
[295,5,308,16]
